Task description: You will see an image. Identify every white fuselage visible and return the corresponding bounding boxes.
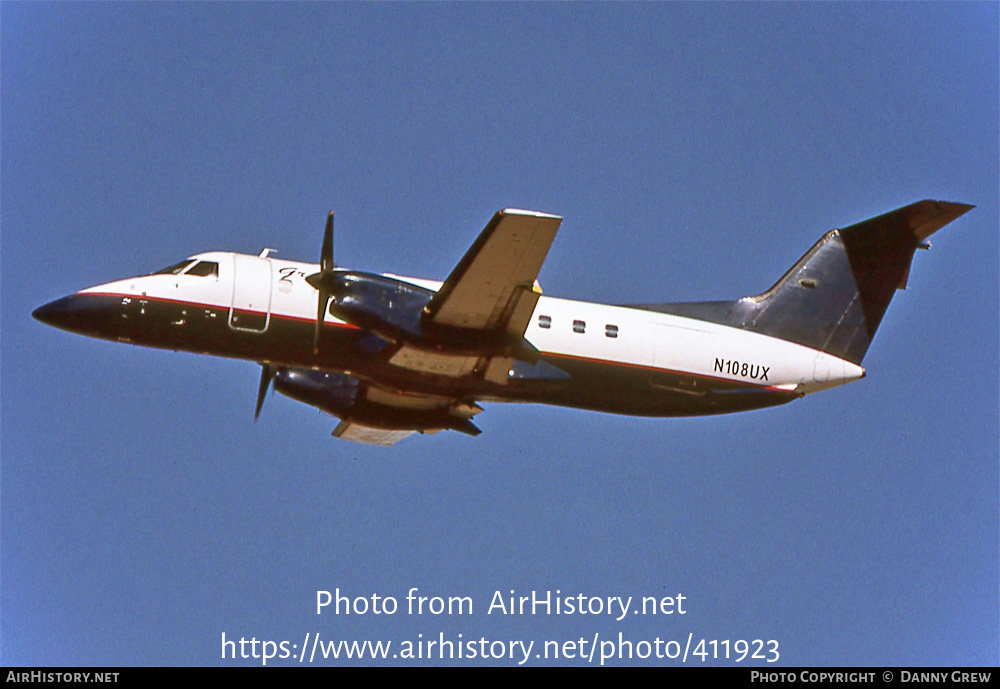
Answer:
[78,251,864,399]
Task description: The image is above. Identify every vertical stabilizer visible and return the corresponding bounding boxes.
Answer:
[747,200,974,363]
[634,201,974,364]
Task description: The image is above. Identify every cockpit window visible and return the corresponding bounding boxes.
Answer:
[185,261,219,277]
[153,260,195,275]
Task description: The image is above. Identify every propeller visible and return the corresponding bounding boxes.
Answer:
[254,363,275,421]
[305,211,336,354]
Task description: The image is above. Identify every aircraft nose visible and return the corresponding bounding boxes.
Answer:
[32,293,120,336]
[32,296,76,329]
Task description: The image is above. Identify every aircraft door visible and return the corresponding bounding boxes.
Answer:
[229,254,272,332]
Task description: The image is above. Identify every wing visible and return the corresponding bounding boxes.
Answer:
[424,208,562,337]
[384,209,561,384]
[272,367,482,446]
[332,422,417,447]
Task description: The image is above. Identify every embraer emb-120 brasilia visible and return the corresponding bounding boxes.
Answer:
[34,200,973,446]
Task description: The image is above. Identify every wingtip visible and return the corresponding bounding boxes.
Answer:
[932,200,975,211]
[918,200,973,216]
[498,208,563,220]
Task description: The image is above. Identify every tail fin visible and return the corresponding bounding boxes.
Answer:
[636,200,974,364]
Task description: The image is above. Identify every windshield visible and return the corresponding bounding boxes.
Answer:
[186,261,218,277]
[152,260,195,276]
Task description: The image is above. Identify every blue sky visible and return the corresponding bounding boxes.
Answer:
[2,3,997,666]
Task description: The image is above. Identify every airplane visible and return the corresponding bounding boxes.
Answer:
[33,200,973,446]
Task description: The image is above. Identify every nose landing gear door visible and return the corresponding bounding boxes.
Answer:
[229,254,272,333]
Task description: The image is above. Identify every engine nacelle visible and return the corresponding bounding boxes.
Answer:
[273,368,480,436]
[323,271,534,360]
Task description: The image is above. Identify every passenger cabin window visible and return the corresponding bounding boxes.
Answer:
[605,324,619,338]
[538,315,552,329]
[573,319,586,334]
[186,261,219,277]
[153,260,195,275]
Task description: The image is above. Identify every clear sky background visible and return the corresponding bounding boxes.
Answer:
[2,3,997,667]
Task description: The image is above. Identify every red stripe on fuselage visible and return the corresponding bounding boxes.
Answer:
[80,291,361,328]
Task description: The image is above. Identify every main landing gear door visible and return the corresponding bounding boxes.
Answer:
[229,254,272,333]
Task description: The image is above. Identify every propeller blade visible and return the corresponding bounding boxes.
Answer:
[314,290,329,354]
[254,363,274,421]
[310,210,336,354]
[321,210,334,273]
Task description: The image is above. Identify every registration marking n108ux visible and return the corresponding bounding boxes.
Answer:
[715,358,769,382]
